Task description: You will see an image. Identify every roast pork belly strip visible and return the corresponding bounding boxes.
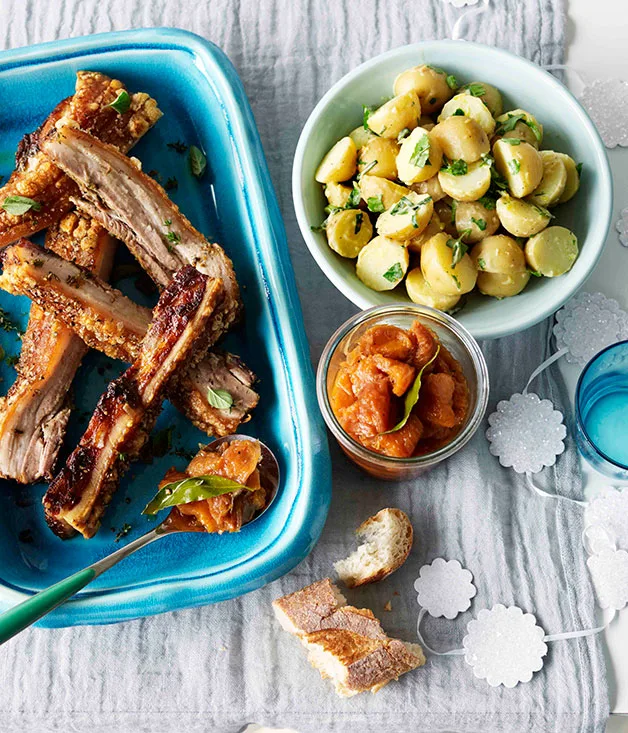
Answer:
[0,214,116,483]
[0,240,259,435]
[0,71,162,247]
[41,127,241,336]
[43,266,223,539]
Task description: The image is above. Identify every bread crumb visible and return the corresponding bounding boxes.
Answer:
[384,601,392,612]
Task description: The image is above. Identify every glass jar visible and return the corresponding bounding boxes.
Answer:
[316,304,490,480]
[575,339,628,480]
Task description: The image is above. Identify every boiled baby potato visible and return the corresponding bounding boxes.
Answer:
[356,236,409,291]
[396,127,443,184]
[525,226,579,277]
[430,116,489,163]
[349,125,376,150]
[406,267,461,310]
[454,200,500,243]
[325,209,373,258]
[434,199,458,236]
[419,115,435,131]
[411,173,446,202]
[325,182,354,208]
[438,160,491,202]
[366,91,421,139]
[358,137,400,180]
[555,153,581,204]
[477,270,531,298]
[420,232,477,295]
[495,109,543,149]
[493,139,543,198]
[460,81,503,117]
[376,192,434,240]
[527,151,567,207]
[393,65,454,115]
[315,136,358,183]
[439,93,496,136]
[471,234,527,274]
[359,175,410,210]
[406,212,445,253]
[496,193,551,237]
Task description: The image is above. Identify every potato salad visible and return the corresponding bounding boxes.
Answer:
[312,65,581,311]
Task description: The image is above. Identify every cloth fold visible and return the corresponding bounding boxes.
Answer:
[0,0,608,731]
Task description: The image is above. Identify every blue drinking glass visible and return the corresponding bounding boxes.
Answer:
[575,339,628,479]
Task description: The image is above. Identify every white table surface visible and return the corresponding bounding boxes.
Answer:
[563,0,628,727]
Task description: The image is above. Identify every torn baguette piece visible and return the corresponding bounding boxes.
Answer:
[272,578,425,697]
[334,508,413,588]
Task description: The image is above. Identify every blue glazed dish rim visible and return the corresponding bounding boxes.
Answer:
[0,27,332,627]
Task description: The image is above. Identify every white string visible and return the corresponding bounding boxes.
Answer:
[544,609,616,642]
[451,0,490,41]
[522,347,568,394]
[416,607,466,656]
[525,473,589,506]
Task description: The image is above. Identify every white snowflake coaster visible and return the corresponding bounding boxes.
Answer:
[584,487,628,551]
[553,292,628,366]
[414,558,477,619]
[587,550,628,611]
[486,393,566,474]
[463,605,548,688]
[579,78,628,148]
[617,208,628,247]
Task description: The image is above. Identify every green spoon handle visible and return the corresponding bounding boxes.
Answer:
[0,526,166,645]
[0,567,96,644]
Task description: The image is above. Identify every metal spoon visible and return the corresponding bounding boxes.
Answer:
[0,435,280,644]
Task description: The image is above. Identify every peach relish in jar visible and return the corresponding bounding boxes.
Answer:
[329,320,469,458]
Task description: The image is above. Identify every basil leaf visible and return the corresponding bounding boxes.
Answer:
[143,474,252,515]
[446,74,458,90]
[207,387,234,410]
[382,262,403,283]
[381,346,440,434]
[189,145,207,178]
[2,195,42,215]
[105,89,131,115]
[465,83,486,97]
[367,195,385,213]
[409,133,430,168]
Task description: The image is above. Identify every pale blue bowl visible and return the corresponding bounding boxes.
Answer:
[293,41,613,340]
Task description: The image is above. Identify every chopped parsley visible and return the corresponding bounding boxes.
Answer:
[532,204,553,219]
[446,230,471,267]
[357,159,377,180]
[426,65,445,75]
[528,269,543,277]
[105,89,131,115]
[189,145,207,178]
[409,133,431,168]
[347,183,362,208]
[502,138,522,145]
[2,195,42,216]
[576,162,583,177]
[382,262,404,283]
[489,166,509,192]
[354,211,364,234]
[478,195,497,210]
[471,217,487,231]
[477,257,487,271]
[0,307,22,335]
[167,140,188,154]
[451,273,461,290]
[397,127,411,142]
[495,112,526,135]
[446,74,458,90]
[114,523,132,542]
[465,83,486,97]
[508,159,521,174]
[452,108,465,117]
[390,195,431,228]
[367,195,385,213]
[362,104,375,131]
[166,230,181,244]
[441,159,468,176]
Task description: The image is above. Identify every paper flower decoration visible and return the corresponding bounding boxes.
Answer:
[585,487,628,551]
[486,393,566,473]
[414,558,477,619]
[617,208,628,247]
[579,79,628,148]
[463,605,548,687]
[587,549,628,611]
[553,292,628,366]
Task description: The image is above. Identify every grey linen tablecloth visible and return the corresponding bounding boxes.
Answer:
[0,1,609,731]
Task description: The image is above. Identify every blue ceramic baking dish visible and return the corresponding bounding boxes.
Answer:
[0,28,331,626]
